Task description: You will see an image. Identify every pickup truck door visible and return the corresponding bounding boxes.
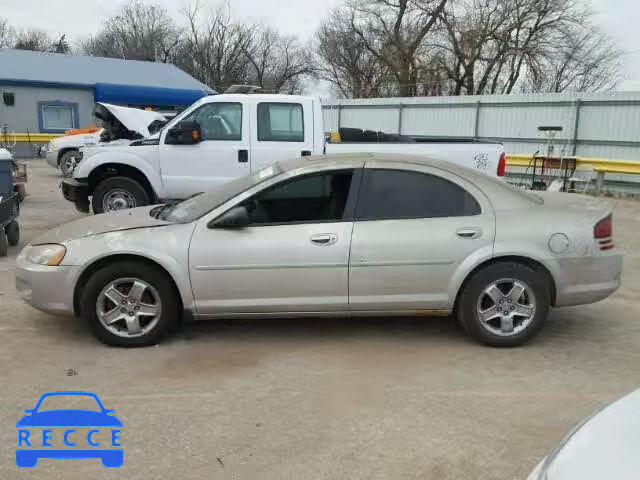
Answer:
[158,102,250,199]
[250,99,315,171]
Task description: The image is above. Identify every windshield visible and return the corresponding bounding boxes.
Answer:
[156,164,286,223]
[36,395,102,412]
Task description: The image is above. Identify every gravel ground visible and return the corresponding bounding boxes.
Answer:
[1,159,639,480]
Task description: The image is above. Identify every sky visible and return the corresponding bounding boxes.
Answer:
[2,0,640,91]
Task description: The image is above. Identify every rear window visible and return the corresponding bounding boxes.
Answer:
[356,169,481,220]
[257,103,304,142]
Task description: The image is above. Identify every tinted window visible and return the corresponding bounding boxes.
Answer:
[356,169,481,220]
[182,102,241,141]
[243,170,354,225]
[257,103,304,142]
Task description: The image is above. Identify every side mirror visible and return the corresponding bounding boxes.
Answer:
[105,409,115,415]
[24,409,33,414]
[166,120,202,145]
[208,205,250,229]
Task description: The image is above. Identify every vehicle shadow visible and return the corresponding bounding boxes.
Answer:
[182,315,468,346]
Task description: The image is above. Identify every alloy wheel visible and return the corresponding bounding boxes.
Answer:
[96,278,162,338]
[476,278,536,336]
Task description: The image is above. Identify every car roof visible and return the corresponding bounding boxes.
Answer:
[279,152,456,172]
[276,152,541,209]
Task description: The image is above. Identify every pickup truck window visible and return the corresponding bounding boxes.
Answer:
[180,102,242,141]
[356,169,481,220]
[257,102,304,142]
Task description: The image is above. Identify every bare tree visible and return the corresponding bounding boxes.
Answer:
[13,29,53,52]
[435,0,623,95]
[315,9,392,98]
[82,0,181,61]
[243,25,314,94]
[525,25,623,93]
[347,0,449,97]
[0,18,15,48]
[177,1,254,91]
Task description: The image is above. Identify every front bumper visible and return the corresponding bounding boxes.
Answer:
[61,178,90,203]
[15,254,80,316]
[552,252,623,307]
[45,149,58,168]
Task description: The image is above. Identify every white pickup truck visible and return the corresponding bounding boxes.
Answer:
[62,94,506,213]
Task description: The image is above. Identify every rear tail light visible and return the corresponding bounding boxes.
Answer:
[497,152,507,177]
[594,215,614,250]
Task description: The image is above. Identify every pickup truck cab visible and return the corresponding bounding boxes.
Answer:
[62,94,505,214]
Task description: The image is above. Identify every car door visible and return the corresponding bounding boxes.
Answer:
[188,166,362,315]
[250,100,315,171]
[158,101,250,199]
[348,162,495,311]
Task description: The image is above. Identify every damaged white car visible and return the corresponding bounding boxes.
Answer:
[46,103,168,177]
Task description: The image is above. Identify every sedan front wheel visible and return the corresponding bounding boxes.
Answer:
[80,262,179,347]
[457,262,550,347]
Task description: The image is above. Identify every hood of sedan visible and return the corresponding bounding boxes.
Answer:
[31,206,169,244]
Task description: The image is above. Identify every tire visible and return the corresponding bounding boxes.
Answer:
[0,230,7,257]
[80,261,179,347]
[457,262,550,347]
[59,150,80,177]
[92,176,150,214]
[5,220,19,246]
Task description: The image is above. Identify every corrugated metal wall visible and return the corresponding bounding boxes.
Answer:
[322,91,640,162]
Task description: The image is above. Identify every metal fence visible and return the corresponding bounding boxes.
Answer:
[322,91,640,163]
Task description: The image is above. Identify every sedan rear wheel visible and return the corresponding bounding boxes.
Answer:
[81,262,179,347]
[457,262,550,347]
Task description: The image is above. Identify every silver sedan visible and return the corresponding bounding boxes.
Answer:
[15,153,622,347]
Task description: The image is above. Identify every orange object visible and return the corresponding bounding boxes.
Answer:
[64,126,100,136]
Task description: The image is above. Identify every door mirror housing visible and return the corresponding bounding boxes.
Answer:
[166,120,202,145]
[209,205,250,229]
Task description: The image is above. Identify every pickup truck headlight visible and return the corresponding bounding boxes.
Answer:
[25,244,67,266]
[48,140,58,152]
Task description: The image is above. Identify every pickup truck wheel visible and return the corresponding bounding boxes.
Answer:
[59,150,80,177]
[92,177,149,214]
[457,262,549,347]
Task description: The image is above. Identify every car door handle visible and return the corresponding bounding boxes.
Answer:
[456,228,482,239]
[301,150,312,157]
[310,234,337,246]
[238,149,248,163]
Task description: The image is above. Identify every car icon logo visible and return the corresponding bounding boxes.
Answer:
[16,391,123,468]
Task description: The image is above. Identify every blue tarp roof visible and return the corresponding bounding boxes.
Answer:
[0,49,215,106]
[95,83,209,107]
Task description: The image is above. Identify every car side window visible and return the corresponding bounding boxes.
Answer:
[242,170,355,225]
[257,103,304,142]
[356,169,481,220]
[180,102,242,141]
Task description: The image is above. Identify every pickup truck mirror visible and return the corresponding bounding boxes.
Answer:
[208,205,250,229]
[166,120,202,145]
